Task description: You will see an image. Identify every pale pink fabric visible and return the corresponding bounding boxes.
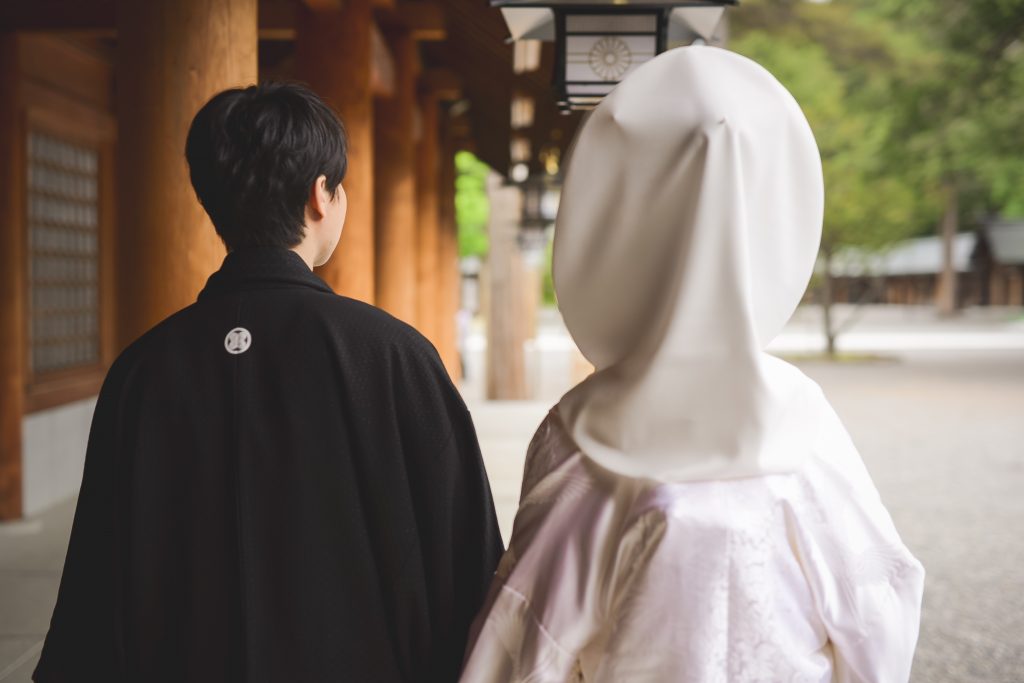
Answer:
[461,411,924,682]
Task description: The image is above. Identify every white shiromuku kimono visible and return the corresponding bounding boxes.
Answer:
[460,407,924,682]
[461,45,924,683]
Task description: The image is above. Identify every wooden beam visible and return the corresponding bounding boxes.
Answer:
[0,0,297,40]
[450,115,473,140]
[398,1,445,41]
[417,0,586,178]
[0,0,115,32]
[378,1,445,42]
[17,34,114,112]
[420,68,461,101]
[301,0,342,9]
[258,0,297,40]
[35,27,296,42]
[0,0,452,50]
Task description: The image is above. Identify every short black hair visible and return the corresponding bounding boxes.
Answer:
[185,82,347,250]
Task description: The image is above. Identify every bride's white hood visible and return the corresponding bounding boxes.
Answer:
[554,45,828,482]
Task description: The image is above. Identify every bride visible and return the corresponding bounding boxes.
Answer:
[460,45,924,683]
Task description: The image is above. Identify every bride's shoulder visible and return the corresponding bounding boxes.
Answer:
[520,407,583,498]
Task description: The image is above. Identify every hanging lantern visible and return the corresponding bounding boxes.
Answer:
[556,10,663,110]
[517,175,559,257]
[493,0,737,111]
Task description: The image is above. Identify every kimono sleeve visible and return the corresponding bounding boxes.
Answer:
[34,360,128,682]
[789,405,925,683]
[461,412,666,683]
[393,335,505,682]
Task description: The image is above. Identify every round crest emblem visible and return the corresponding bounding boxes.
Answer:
[224,327,252,355]
[588,37,632,81]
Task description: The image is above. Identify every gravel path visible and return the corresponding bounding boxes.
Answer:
[800,351,1024,683]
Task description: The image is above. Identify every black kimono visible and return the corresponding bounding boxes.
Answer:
[33,247,504,683]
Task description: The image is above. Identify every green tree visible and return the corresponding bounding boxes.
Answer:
[541,235,556,307]
[732,4,921,355]
[731,0,1024,343]
[858,0,1024,312]
[454,151,491,258]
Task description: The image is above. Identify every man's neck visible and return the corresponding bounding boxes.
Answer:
[290,241,318,271]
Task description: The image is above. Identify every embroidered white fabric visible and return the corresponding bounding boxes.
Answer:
[461,410,925,683]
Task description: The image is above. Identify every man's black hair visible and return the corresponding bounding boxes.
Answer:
[185,81,347,250]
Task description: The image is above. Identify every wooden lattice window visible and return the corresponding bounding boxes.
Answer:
[26,131,102,377]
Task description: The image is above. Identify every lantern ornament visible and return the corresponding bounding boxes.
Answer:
[589,36,633,80]
[517,175,560,259]
[492,0,738,111]
[558,10,662,109]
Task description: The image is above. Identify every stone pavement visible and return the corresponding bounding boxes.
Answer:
[805,350,1024,683]
[0,499,72,681]
[1,347,1021,682]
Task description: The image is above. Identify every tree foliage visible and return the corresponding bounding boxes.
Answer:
[731,1,926,256]
[731,0,1024,347]
[866,0,1024,220]
[733,0,1024,233]
[454,150,491,258]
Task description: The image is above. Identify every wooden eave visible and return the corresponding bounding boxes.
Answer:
[0,0,583,177]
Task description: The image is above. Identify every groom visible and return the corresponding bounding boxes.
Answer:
[33,82,503,683]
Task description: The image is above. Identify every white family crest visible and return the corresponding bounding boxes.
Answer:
[224,327,252,354]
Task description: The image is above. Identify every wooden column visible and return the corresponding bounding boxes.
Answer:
[991,270,1006,306]
[486,174,528,400]
[296,0,375,303]
[115,0,257,348]
[0,36,25,520]
[415,89,440,346]
[374,30,418,324]
[436,109,461,382]
[1009,268,1023,307]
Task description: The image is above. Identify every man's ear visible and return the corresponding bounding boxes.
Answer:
[308,175,328,221]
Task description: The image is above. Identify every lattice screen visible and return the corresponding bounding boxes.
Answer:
[26,131,101,375]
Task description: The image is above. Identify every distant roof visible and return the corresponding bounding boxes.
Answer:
[830,233,976,278]
[984,221,1024,265]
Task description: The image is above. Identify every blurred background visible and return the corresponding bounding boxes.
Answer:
[0,0,1021,681]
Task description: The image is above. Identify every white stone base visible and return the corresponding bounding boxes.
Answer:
[22,396,97,517]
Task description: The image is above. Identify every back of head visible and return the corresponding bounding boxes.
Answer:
[554,46,827,482]
[555,45,823,368]
[185,82,347,251]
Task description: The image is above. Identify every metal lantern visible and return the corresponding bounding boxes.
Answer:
[493,0,737,111]
[517,176,559,258]
[556,9,664,110]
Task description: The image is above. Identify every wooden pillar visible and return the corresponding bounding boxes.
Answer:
[523,261,541,340]
[990,269,1005,306]
[0,36,25,520]
[415,90,440,345]
[1009,268,1023,307]
[374,30,418,324]
[436,110,460,382]
[296,0,375,303]
[486,174,528,400]
[115,0,257,348]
